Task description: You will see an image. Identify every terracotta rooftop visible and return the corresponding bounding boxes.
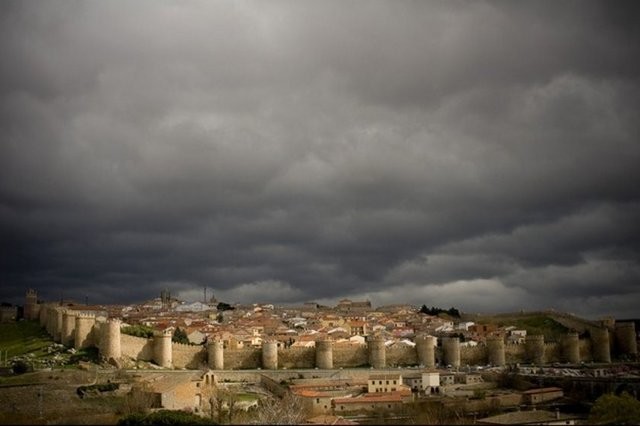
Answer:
[333,393,403,404]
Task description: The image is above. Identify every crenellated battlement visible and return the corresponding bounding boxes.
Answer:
[154,329,173,338]
[527,335,545,341]
[172,341,201,348]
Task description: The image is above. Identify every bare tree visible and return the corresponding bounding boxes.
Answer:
[254,392,307,425]
[201,383,239,424]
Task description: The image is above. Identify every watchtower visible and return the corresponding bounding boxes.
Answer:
[415,334,436,368]
[315,340,333,369]
[262,340,278,370]
[614,322,637,359]
[561,332,580,364]
[207,339,224,370]
[75,313,96,349]
[54,307,64,343]
[591,327,611,363]
[62,310,77,347]
[154,329,173,368]
[368,335,386,369]
[25,289,38,320]
[442,337,461,368]
[101,318,122,363]
[525,335,545,365]
[39,303,47,327]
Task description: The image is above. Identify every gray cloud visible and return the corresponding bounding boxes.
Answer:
[1,1,639,319]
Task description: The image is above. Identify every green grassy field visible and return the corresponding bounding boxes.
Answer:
[0,320,52,361]
[235,392,260,402]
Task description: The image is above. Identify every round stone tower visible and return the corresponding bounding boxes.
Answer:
[262,340,278,370]
[486,336,506,366]
[315,340,333,369]
[61,310,77,347]
[525,335,545,365]
[75,313,96,349]
[442,337,461,368]
[207,340,224,370]
[614,322,637,359]
[101,319,122,363]
[561,332,580,364]
[39,303,47,327]
[415,335,436,368]
[54,307,64,343]
[368,335,386,369]
[49,306,60,338]
[154,329,173,368]
[44,305,56,336]
[25,289,38,320]
[591,327,611,363]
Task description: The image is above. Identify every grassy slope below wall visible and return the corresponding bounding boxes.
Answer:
[0,320,52,359]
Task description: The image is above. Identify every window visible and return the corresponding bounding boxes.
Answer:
[386,380,389,385]
[393,380,396,384]
[316,398,320,404]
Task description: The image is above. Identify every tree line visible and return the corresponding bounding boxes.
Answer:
[419,305,461,318]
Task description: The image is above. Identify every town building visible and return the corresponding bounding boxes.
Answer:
[522,387,564,405]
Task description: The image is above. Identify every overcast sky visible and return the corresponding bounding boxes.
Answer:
[1,1,639,319]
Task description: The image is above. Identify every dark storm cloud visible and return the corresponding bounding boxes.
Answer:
[1,1,639,318]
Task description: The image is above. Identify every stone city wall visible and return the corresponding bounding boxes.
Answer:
[543,343,561,363]
[278,347,316,369]
[386,345,419,366]
[172,342,206,369]
[224,348,262,370]
[32,298,616,370]
[120,334,154,361]
[333,344,369,368]
[460,345,487,366]
[504,343,527,364]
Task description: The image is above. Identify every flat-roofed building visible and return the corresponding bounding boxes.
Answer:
[333,390,412,414]
[522,387,564,405]
[368,374,403,393]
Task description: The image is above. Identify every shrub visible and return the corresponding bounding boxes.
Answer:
[121,325,155,338]
[68,347,100,364]
[11,359,31,375]
[589,392,640,425]
[172,327,190,344]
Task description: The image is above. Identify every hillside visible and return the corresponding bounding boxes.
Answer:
[460,311,578,341]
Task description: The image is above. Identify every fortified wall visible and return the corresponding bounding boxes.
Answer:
[31,294,637,371]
